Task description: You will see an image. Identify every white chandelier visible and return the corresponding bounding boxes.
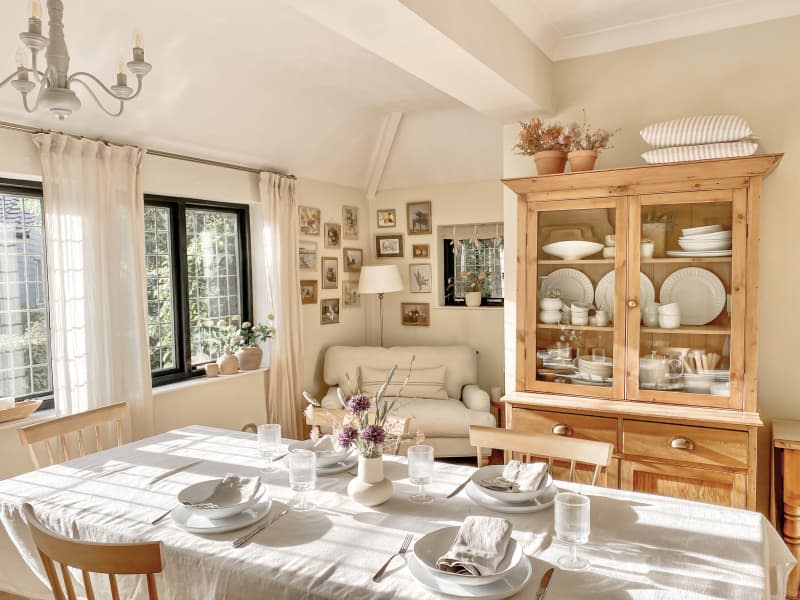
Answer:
[0,0,151,120]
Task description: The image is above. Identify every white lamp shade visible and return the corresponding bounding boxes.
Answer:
[358,265,403,295]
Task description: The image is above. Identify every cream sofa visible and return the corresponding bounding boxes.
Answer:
[321,345,496,457]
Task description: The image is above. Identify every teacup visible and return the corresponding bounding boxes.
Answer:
[658,303,681,315]
[595,310,610,327]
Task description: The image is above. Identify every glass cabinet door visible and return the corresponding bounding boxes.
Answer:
[625,190,744,409]
[524,198,626,399]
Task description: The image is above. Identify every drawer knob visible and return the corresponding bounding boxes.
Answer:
[670,437,695,451]
[628,299,639,309]
[552,424,573,437]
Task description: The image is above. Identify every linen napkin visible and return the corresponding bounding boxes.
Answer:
[502,460,548,492]
[436,516,513,576]
[184,474,261,508]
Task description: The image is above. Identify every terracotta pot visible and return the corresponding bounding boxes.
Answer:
[347,455,393,506]
[216,347,239,375]
[236,345,263,370]
[465,291,482,307]
[533,150,568,175]
[568,149,598,172]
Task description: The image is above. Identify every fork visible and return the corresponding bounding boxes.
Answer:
[372,533,413,582]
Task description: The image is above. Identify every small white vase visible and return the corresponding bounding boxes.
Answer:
[347,456,393,507]
[465,291,482,307]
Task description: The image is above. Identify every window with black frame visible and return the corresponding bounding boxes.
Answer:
[144,196,251,385]
[0,180,53,409]
[441,223,504,307]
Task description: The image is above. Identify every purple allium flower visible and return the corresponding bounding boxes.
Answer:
[347,394,371,414]
[361,424,386,445]
[338,427,358,449]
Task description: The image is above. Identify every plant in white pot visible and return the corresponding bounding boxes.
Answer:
[460,269,493,307]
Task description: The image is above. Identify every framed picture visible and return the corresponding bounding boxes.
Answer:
[300,280,318,304]
[324,223,341,249]
[401,302,430,326]
[409,263,432,293]
[377,209,396,228]
[343,281,360,306]
[321,256,338,289]
[299,206,321,236]
[298,241,317,270]
[320,298,340,325]
[342,206,359,239]
[412,244,430,258]
[375,234,404,258]
[406,201,432,235]
[343,247,363,272]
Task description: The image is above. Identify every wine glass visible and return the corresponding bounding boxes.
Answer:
[407,445,434,504]
[289,449,316,512]
[257,424,281,473]
[554,492,590,570]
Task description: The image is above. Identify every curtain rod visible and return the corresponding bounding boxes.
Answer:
[0,119,295,178]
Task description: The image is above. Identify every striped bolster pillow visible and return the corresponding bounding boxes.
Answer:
[641,141,759,164]
[640,115,753,148]
[360,365,449,400]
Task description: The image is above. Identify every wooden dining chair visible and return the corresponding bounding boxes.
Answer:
[22,503,164,600]
[303,406,412,455]
[17,402,128,469]
[469,425,614,486]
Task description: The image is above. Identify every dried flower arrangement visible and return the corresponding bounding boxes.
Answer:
[567,110,619,152]
[513,118,574,155]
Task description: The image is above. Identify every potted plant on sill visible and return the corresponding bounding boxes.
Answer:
[566,112,619,172]
[513,118,574,175]
[218,316,275,371]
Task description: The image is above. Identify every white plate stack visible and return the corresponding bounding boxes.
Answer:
[667,225,732,257]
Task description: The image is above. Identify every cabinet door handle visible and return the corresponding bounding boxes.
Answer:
[552,424,573,437]
[628,299,639,309]
[670,437,695,450]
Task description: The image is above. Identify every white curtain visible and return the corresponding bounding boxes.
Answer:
[260,173,303,439]
[33,133,153,439]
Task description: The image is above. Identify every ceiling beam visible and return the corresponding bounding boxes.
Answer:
[283,0,552,121]
[365,112,403,200]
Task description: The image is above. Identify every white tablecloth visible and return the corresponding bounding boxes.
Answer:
[0,426,793,599]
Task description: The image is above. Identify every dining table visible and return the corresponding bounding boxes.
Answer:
[0,425,794,599]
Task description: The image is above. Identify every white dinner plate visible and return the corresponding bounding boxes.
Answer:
[659,267,726,325]
[408,553,533,599]
[470,465,553,504]
[595,271,654,320]
[171,486,272,534]
[465,481,557,514]
[540,269,594,308]
[665,250,732,258]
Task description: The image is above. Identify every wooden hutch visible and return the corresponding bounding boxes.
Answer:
[502,154,782,510]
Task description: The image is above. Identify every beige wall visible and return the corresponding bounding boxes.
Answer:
[370,180,505,393]
[503,16,800,512]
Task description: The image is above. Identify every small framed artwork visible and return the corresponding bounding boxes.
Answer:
[342,206,359,239]
[401,302,430,326]
[299,206,321,236]
[298,241,317,270]
[300,280,318,304]
[375,234,404,258]
[320,298,340,325]
[343,247,363,272]
[343,281,360,306]
[377,208,396,228]
[409,263,432,293]
[406,201,432,235]
[412,244,430,258]
[321,256,338,289]
[324,223,341,248]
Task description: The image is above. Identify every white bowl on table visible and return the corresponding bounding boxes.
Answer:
[412,525,524,587]
[288,438,351,468]
[469,465,553,504]
[542,241,603,260]
[177,479,265,520]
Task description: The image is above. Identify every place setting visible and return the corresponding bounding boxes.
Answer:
[463,460,558,514]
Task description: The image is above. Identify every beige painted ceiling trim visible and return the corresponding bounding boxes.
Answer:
[365,112,403,200]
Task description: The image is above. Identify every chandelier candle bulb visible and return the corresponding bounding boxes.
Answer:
[28,2,42,34]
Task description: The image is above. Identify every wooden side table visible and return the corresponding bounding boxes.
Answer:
[772,420,800,599]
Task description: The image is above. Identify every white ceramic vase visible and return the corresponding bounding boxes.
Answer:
[347,455,393,507]
[465,291,482,307]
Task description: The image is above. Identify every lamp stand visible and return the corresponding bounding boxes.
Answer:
[378,292,385,347]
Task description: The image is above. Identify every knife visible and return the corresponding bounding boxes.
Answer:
[445,476,472,499]
[232,508,290,548]
[146,459,203,486]
[535,567,554,600]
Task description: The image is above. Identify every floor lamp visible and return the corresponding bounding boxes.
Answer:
[358,265,403,347]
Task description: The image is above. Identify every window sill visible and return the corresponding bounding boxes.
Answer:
[0,407,57,432]
[152,367,269,396]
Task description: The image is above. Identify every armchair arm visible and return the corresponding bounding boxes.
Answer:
[462,384,490,412]
[320,387,342,409]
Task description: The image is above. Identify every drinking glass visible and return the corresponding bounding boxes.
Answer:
[591,348,606,362]
[554,492,590,570]
[257,424,281,473]
[289,449,317,511]
[407,444,434,504]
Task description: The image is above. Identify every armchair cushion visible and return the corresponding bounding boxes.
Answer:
[360,365,448,400]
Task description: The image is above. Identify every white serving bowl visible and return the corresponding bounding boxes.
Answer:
[682,224,723,237]
[539,310,562,324]
[540,297,563,311]
[684,230,731,240]
[413,526,524,587]
[677,238,731,252]
[658,314,681,329]
[470,465,553,504]
[178,479,264,520]
[602,246,616,258]
[288,438,351,467]
[683,373,714,393]
[542,241,603,260]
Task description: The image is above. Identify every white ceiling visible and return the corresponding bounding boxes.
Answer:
[490,0,800,61]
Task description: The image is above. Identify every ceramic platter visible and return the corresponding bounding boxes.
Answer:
[465,481,557,514]
[665,250,732,258]
[408,553,533,599]
[595,271,655,320]
[659,267,726,325]
[171,487,272,534]
[540,269,593,308]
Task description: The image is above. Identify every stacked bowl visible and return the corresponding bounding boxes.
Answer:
[577,356,613,380]
[678,225,732,252]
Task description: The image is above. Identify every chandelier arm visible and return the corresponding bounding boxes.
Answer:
[69,78,124,117]
[68,71,141,101]
[21,91,42,113]
[0,71,19,89]
[31,51,44,84]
